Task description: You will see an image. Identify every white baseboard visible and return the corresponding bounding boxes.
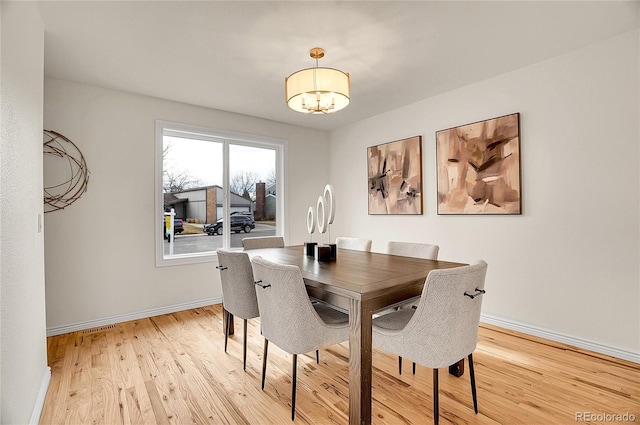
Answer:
[481,313,640,364]
[46,297,222,336]
[29,366,51,425]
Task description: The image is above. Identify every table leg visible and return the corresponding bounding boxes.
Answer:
[348,298,373,425]
[223,309,234,336]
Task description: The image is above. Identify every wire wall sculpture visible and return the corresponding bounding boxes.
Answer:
[43,129,90,213]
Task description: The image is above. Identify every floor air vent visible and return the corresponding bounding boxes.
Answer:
[82,324,116,334]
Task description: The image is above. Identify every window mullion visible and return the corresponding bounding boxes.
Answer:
[222,140,231,249]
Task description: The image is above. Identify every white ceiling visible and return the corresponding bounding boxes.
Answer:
[37,1,639,131]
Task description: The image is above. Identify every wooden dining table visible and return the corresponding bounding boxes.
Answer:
[238,245,466,425]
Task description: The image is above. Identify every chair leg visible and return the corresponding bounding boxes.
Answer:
[398,356,402,375]
[224,310,230,353]
[292,354,298,421]
[468,353,478,414]
[433,368,439,425]
[261,339,269,390]
[243,319,248,371]
[316,350,319,364]
[413,362,416,375]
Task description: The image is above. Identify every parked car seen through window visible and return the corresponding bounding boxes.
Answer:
[204,214,255,235]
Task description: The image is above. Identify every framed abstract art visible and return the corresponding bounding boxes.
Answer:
[436,113,521,215]
[367,136,423,215]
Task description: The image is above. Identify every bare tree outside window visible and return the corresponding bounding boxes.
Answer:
[163,140,203,193]
[266,168,276,188]
[230,170,258,200]
[164,169,202,193]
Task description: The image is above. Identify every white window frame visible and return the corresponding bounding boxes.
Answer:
[155,120,287,267]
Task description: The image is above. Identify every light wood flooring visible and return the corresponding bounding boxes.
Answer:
[40,304,639,424]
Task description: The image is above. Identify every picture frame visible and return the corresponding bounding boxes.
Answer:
[367,135,423,215]
[436,113,521,215]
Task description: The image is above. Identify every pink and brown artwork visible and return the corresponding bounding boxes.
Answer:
[368,136,423,215]
[436,113,521,215]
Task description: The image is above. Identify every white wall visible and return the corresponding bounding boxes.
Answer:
[43,78,329,331]
[329,30,639,360]
[0,2,50,423]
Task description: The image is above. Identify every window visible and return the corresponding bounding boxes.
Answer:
[156,120,286,266]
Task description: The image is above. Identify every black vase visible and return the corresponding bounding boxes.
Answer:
[315,245,332,262]
[304,242,317,257]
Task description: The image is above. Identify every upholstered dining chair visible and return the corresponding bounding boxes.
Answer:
[387,241,440,375]
[335,236,372,252]
[251,256,350,420]
[387,241,439,260]
[215,248,260,371]
[372,261,488,425]
[242,236,285,250]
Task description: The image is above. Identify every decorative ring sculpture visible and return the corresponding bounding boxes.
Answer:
[324,184,335,225]
[307,206,316,234]
[316,195,327,234]
[43,130,90,213]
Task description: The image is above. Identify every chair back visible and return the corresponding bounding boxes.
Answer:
[387,241,439,260]
[251,256,347,354]
[242,236,285,250]
[335,237,372,252]
[215,249,259,320]
[405,261,487,368]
